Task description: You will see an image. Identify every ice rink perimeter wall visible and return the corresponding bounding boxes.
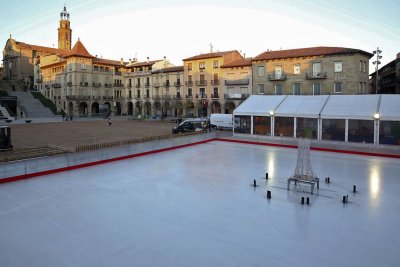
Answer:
[0,133,216,183]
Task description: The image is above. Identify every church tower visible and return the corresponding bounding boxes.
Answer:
[58,5,72,50]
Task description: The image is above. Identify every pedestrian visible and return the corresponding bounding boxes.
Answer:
[108,118,112,127]
[62,114,65,121]
[20,111,23,118]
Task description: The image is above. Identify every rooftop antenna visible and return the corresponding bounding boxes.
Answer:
[209,43,214,53]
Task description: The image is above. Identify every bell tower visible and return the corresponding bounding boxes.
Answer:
[58,5,72,50]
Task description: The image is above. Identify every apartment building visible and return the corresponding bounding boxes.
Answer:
[370,52,400,94]
[220,58,252,113]
[252,47,373,95]
[125,59,176,118]
[182,50,244,117]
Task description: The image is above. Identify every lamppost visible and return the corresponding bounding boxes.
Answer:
[372,47,382,94]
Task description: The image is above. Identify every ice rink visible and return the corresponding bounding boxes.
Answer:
[1,140,399,267]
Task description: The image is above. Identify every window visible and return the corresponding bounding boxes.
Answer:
[258,66,265,77]
[275,84,282,95]
[275,65,282,79]
[334,82,342,93]
[199,88,205,97]
[258,84,265,94]
[199,62,205,70]
[363,61,367,72]
[188,75,192,82]
[312,62,321,76]
[293,83,301,95]
[81,63,86,70]
[359,60,363,72]
[188,88,192,96]
[313,83,321,95]
[334,61,342,72]
[213,60,219,68]
[187,63,192,71]
[294,64,300,74]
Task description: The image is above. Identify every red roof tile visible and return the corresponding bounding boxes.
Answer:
[221,58,252,68]
[16,41,69,56]
[183,50,238,61]
[65,39,94,58]
[152,66,184,73]
[93,58,124,66]
[253,47,373,61]
[127,60,163,68]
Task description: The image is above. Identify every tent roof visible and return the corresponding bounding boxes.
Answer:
[233,95,286,116]
[275,95,329,118]
[320,95,379,120]
[378,95,400,121]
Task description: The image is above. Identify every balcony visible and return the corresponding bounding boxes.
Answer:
[195,80,208,86]
[80,82,89,87]
[114,96,125,100]
[185,94,193,99]
[224,79,249,86]
[127,85,132,88]
[210,80,220,86]
[268,73,287,81]
[174,81,182,87]
[172,94,182,100]
[224,93,249,100]
[135,84,141,88]
[305,72,327,79]
[92,96,101,101]
[195,94,207,99]
[52,83,62,88]
[144,83,150,88]
[185,81,193,86]
[125,70,152,76]
[114,71,122,76]
[163,82,170,88]
[153,82,161,87]
[45,84,50,89]
[36,78,43,83]
[92,82,101,87]
[113,83,124,88]
[211,93,219,99]
[102,96,114,100]
[104,83,112,88]
[135,95,141,99]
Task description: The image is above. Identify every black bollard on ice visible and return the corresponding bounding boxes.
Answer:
[267,190,271,199]
[265,173,269,180]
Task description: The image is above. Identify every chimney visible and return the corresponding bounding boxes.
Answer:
[120,58,124,64]
[129,58,132,65]
[147,57,149,63]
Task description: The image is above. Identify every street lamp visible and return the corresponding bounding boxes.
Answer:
[372,47,382,94]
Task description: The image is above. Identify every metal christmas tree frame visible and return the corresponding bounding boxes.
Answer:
[287,138,319,194]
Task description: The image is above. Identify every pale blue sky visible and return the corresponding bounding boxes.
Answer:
[1,0,399,73]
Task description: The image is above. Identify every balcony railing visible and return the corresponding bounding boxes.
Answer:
[45,84,50,89]
[135,95,141,99]
[195,94,207,99]
[36,78,43,83]
[114,96,125,100]
[114,71,122,76]
[113,83,124,87]
[174,81,182,87]
[224,79,249,86]
[52,83,62,88]
[67,82,72,87]
[268,73,287,81]
[92,82,101,87]
[210,80,220,86]
[104,83,112,88]
[224,93,249,100]
[185,94,193,99]
[195,80,208,86]
[163,82,170,87]
[135,84,141,88]
[92,96,101,101]
[103,96,114,100]
[153,82,160,87]
[185,81,193,86]
[144,83,150,87]
[80,82,89,87]
[305,72,327,79]
[211,93,219,99]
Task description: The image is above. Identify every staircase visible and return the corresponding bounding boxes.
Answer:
[0,105,12,120]
[8,91,55,118]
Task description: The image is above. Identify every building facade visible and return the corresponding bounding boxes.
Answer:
[370,52,400,94]
[220,58,252,114]
[182,50,245,117]
[252,47,373,96]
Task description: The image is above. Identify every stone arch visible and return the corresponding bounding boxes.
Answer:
[127,102,133,115]
[91,102,99,114]
[211,101,222,114]
[79,102,88,115]
[224,101,236,114]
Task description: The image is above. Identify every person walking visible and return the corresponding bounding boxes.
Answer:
[108,118,112,127]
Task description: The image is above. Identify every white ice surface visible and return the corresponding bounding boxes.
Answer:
[0,141,399,267]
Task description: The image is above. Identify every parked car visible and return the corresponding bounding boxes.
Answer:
[172,118,208,134]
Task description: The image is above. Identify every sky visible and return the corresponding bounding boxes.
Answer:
[1,0,399,73]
